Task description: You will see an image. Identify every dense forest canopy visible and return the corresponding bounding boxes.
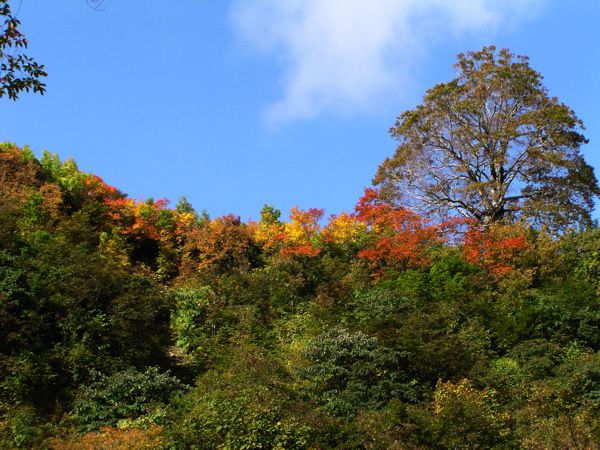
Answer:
[1,5,600,445]
[1,137,600,448]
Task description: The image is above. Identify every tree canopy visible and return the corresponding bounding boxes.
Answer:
[3,43,600,448]
[3,133,600,447]
[374,46,599,229]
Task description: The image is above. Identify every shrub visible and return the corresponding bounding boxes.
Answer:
[165,346,325,449]
[73,367,186,432]
[299,327,417,417]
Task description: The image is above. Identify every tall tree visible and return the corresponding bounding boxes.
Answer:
[0,0,46,100]
[374,46,599,229]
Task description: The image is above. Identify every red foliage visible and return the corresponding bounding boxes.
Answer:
[354,188,441,268]
[280,243,321,258]
[103,198,173,240]
[462,223,529,276]
[84,174,121,202]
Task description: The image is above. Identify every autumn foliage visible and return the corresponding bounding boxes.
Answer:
[49,426,163,450]
[3,142,600,449]
[181,214,255,276]
[462,222,530,276]
[279,207,324,257]
[322,212,366,246]
[354,188,441,268]
[0,144,62,223]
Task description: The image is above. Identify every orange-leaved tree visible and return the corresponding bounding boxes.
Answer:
[279,207,324,258]
[355,188,442,270]
[180,214,256,276]
[462,221,530,276]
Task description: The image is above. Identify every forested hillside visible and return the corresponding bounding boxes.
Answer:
[1,140,600,449]
[2,8,600,444]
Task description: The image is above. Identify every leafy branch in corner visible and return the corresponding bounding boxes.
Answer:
[0,0,47,100]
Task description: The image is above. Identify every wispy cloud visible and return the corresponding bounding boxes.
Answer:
[231,0,543,126]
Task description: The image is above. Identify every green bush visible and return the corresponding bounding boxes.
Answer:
[0,405,44,449]
[171,286,235,368]
[165,347,326,449]
[73,367,186,432]
[299,327,417,417]
[410,379,509,449]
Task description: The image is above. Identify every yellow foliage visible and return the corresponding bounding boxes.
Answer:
[176,211,196,229]
[284,207,323,244]
[323,212,366,245]
[250,220,286,251]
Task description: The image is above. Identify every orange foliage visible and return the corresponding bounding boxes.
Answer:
[38,183,63,220]
[103,198,174,241]
[132,199,172,239]
[174,210,197,236]
[462,222,529,276]
[0,145,66,224]
[280,243,322,258]
[354,188,441,268]
[180,214,254,275]
[49,426,163,450]
[103,197,137,231]
[0,145,42,209]
[0,145,37,189]
[84,174,122,203]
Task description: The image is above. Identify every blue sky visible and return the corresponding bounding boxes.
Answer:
[2,0,600,220]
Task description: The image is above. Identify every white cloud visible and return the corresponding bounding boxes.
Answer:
[231,0,543,126]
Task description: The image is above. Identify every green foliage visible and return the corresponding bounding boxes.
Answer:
[348,276,492,383]
[238,263,305,316]
[554,352,600,410]
[39,151,92,210]
[0,250,23,297]
[557,228,600,294]
[299,327,417,417]
[260,204,282,225]
[427,253,479,302]
[171,286,234,368]
[175,196,195,215]
[165,347,324,450]
[507,339,562,379]
[345,286,414,332]
[0,215,171,410]
[73,367,186,432]
[508,352,600,448]
[2,130,600,446]
[0,405,44,449]
[502,281,600,350]
[0,0,47,100]
[410,379,510,449]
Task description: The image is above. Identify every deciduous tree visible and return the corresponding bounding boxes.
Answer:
[375,46,599,230]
